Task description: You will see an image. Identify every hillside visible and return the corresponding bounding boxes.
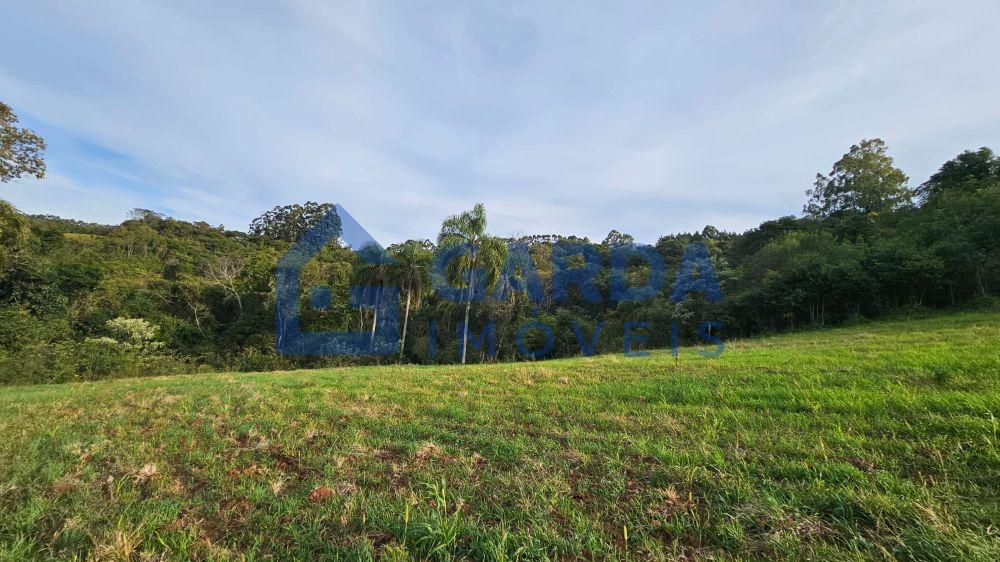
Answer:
[1,311,998,560]
[4,145,1000,383]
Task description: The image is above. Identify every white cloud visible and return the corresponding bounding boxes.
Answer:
[1,0,998,241]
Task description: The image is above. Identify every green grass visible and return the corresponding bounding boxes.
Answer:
[1,312,998,561]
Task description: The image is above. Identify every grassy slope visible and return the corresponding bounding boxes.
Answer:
[1,312,998,561]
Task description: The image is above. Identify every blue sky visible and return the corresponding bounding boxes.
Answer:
[2,0,998,244]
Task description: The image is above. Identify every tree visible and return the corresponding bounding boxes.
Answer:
[0,200,28,250]
[178,277,210,337]
[438,203,506,364]
[864,237,944,307]
[127,208,166,223]
[601,229,634,247]
[0,201,31,284]
[105,317,164,353]
[915,182,1000,299]
[387,239,434,360]
[353,242,392,353]
[1,102,46,183]
[205,255,245,317]
[805,139,911,219]
[919,147,1000,201]
[249,202,339,243]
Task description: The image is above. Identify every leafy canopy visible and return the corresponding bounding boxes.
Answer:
[805,138,911,219]
[0,101,46,183]
[919,147,1000,201]
[249,202,340,243]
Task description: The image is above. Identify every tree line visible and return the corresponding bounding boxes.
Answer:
[1,102,998,383]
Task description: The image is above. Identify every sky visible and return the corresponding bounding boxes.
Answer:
[2,0,999,245]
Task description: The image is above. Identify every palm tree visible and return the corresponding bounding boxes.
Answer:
[438,203,506,364]
[387,239,433,361]
[491,244,538,360]
[353,242,392,353]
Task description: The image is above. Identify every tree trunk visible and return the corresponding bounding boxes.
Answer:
[191,306,205,336]
[369,287,379,352]
[399,281,412,361]
[233,288,243,317]
[461,249,478,364]
[461,296,472,364]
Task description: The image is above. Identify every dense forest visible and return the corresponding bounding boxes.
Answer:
[2,132,999,383]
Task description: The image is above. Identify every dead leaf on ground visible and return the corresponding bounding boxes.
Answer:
[308,486,335,503]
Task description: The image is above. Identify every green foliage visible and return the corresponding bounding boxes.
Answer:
[0,199,29,249]
[104,317,164,352]
[0,305,187,384]
[438,203,509,364]
[388,239,435,359]
[919,146,1000,201]
[805,138,912,219]
[248,201,339,242]
[601,229,635,247]
[1,141,999,381]
[0,101,46,183]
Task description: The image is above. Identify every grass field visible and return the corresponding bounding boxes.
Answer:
[1,312,998,561]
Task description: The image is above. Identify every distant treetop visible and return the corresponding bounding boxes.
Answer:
[249,202,340,243]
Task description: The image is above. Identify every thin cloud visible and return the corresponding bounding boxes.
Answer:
[1,0,997,241]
